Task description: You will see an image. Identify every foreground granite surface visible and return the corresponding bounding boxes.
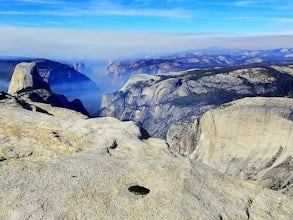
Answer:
[0,93,292,219]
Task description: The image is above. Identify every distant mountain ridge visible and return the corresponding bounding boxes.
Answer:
[106,48,293,88]
[0,58,101,116]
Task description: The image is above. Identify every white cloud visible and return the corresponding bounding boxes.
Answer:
[46,21,61,25]
[97,7,192,18]
[234,1,261,6]
[233,0,291,8]
[0,27,292,60]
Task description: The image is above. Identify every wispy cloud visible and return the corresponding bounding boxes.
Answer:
[89,1,195,19]
[229,15,293,24]
[133,0,152,6]
[0,9,192,19]
[0,1,194,19]
[233,0,290,7]
[234,0,263,6]
[8,21,36,25]
[0,11,33,15]
[46,21,61,25]
[85,7,193,19]
[273,18,293,23]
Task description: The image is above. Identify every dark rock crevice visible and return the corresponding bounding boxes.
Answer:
[245,198,252,219]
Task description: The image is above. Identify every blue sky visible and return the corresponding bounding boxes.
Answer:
[1,0,292,33]
[0,0,292,59]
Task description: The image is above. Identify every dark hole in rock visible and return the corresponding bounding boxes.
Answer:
[110,140,118,149]
[128,185,150,195]
[0,157,7,162]
[52,131,60,138]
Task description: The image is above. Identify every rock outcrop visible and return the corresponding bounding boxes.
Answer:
[0,94,292,219]
[100,65,293,138]
[190,97,293,197]
[8,62,89,116]
[0,58,101,116]
[8,62,50,96]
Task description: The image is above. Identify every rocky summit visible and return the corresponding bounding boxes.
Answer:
[7,62,89,116]
[100,65,293,138]
[8,62,50,96]
[0,58,101,116]
[0,92,293,219]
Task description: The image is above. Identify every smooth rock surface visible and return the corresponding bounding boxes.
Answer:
[8,62,50,97]
[0,95,292,219]
[191,97,293,197]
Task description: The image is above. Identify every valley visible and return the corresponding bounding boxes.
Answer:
[0,48,292,219]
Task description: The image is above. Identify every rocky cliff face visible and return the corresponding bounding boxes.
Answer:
[8,62,50,96]
[0,93,292,219]
[8,62,89,116]
[100,65,293,138]
[166,120,199,156]
[0,58,101,116]
[189,97,293,197]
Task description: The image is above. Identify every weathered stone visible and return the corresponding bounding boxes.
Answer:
[166,120,199,156]
[8,62,50,96]
[0,98,292,219]
[191,97,293,197]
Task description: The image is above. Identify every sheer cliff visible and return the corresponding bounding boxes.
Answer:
[100,65,293,138]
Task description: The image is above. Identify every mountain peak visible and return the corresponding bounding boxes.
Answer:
[8,62,50,96]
